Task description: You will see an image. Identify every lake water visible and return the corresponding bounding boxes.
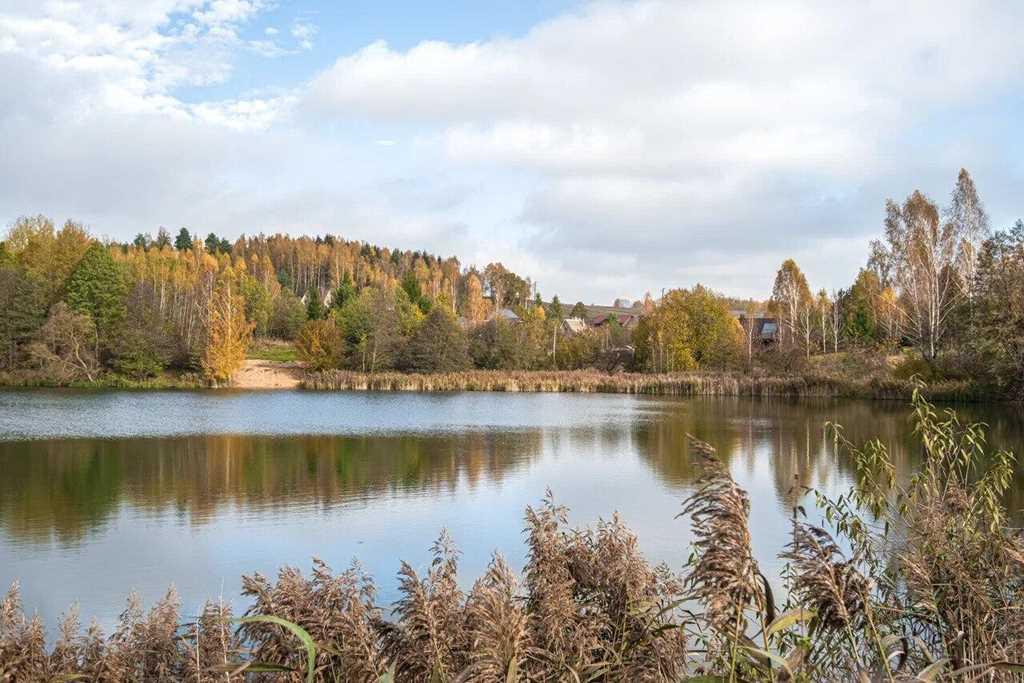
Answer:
[1,389,1021,633]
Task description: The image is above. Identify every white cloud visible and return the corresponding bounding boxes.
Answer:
[291,20,317,51]
[2,0,1023,302]
[300,0,1024,299]
[0,0,281,124]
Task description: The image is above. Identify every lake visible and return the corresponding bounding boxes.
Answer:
[1,389,1022,634]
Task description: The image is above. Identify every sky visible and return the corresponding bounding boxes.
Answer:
[2,1,1023,303]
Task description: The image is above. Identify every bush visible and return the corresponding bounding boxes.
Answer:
[270,290,307,340]
[295,319,343,371]
[400,308,470,372]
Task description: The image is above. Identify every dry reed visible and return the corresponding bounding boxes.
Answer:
[302,368,978,401]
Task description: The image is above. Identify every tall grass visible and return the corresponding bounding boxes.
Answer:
[302,368,976,400]
[2,389,1021,681]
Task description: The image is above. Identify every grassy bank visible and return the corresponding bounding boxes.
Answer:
[247,339,300,363]
[1,392,1021,680]
[0,369,203,390]
[302,367,977,401]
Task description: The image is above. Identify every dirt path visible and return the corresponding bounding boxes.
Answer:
[232,360,305,389]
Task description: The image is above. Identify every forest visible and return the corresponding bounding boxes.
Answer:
[1,168,1022,397]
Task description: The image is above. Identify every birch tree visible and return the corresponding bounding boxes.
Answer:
[770,259,812,354]
[874,191,963,360]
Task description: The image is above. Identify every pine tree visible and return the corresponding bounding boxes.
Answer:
[305,287,324,320]
[550,295,564,321]
[174,228,193,251]
[65,243,127,351]
[0,263,46,368]
[331,272,356,311]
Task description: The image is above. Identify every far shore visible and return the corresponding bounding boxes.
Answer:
[298,366,980,401]
[0,360,991,402]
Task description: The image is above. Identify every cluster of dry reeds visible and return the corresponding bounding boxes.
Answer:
[0,493,685,682]
[2,390,1022,681]
[302,369,869,398]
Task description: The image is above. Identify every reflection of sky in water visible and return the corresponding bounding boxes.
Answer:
[0,390,1021,635]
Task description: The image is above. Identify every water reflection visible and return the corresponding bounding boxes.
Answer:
[0,432,544,544]
[0,392,1021,631]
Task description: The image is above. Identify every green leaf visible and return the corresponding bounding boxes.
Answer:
[740,645,794,680]
[238,615,317,683]
[766,607,816,636]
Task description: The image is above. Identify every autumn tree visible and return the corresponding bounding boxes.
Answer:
[815,289,831,354]
[270,290,306,339]
[201,276,253,384]
[462,272,489,323]
[548,295,564,365]
[946,168,989,297]
[634,285,742,371]
[296,319,343,371]
[27,303,100,382]
[483,263,508,309]
[337,288,406,372]
[770,259,812,355]
[154,227,172,250]
[870,185,968,360]
[470,319,532,369]
[240,275,273,336]
[400,308,471,372]
[5,216,91,304]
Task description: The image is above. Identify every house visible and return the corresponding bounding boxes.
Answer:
[493,307,521,323]
[561,317,588,336]
[591,312,640,330]
[737,315,779,345]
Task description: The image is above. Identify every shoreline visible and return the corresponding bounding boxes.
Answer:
[0,363,988,402]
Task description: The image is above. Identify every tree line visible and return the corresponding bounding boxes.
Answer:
[0,221,541,384]
[2,168,1022,394]
[760,169,1024,397]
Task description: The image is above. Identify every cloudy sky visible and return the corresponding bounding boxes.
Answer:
[2,1,1023,302]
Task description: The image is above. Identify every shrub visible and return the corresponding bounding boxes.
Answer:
[399,308,470,372]
[295,319,343,371]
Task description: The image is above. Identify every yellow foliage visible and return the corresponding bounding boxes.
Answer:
[201,277,253,384]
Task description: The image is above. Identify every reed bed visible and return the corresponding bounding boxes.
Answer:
[303,368,971,400]
[2,389,1021,681]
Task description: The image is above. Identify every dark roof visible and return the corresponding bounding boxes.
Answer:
[738,315,779,339]
[592,313,639,328]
